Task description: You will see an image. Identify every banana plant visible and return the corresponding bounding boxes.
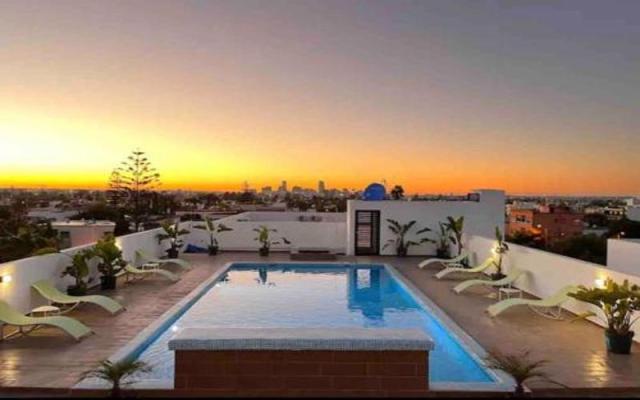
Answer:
[444,216,465,257]
[194,217,233,256]
[253,225,290,256]
[157,221,190,258]
[60,248,95,296]
[435,222,451,258]
[94,234,126,290]
[382,219,433,257]
[569,278,640,353]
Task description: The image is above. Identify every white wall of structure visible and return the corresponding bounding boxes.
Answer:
[51,221,116,248]
[187,212,347,252]
[627,206,640,222]
[0,228,169,313]
[346,190,505,256]
[467,235,640,343]
[606,239,640,277]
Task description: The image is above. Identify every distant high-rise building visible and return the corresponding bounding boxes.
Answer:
[279,180,288,192]
[318,180,325,194]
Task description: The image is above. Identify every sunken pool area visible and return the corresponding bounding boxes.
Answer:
[78,262,508,396]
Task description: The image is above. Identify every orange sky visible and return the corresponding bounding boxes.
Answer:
[1,1,639,196]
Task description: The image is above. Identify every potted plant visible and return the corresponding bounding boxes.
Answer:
[490,226,509,281]
[444,216,465,264]
[253,225,290,256]
[60,248,94,296]
[382,219,433,257]
[157,221,190,259]
[94,234,126,290]
[80,359,151,399]
[193,217,233,256]
[569,278,640,354]
[435,222,451,258]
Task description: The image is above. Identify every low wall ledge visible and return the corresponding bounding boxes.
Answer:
[168,327,434,351]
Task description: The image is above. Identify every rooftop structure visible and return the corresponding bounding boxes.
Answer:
[1,188,640,397]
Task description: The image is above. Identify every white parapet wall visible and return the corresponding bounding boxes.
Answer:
[627,206,640,222]
[607,239,640,277]
[346,189,505,256]
[186,212,347,253]
[467,234,640,343]
[0,227,170,313]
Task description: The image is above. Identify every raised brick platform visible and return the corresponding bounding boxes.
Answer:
[169,327,433,397]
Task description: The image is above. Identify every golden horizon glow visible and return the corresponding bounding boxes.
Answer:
[2,1,639,196]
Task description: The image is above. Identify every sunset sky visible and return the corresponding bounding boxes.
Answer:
[1,0,639,195]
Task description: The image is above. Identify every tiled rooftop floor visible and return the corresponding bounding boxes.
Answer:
[1,253,639,393]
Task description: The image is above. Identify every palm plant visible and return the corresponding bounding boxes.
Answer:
[444,216,465,257]
[194,217,233,256]
[569,278,640,354]
[157,221,190,258]
[390,185,405,200]
[491,226,509,280]
[60,248,94,296]
[485,349,562,396]
[253,225,290,256]
[382,219,433,257]
[435,222,451,258]
[94,234,126,290]
[80,359,151,398]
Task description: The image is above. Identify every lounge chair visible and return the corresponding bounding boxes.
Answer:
[0,300,93,342]
[32,280,125,315]
[418,251,469,269]
[135,249,191,271]
[453,267,524,294]
[121,264,180,283]
[487,285,578,319]
[435,256,495,280]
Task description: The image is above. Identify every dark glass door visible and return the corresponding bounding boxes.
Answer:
[355,210,380,255]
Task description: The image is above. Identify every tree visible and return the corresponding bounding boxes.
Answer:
[506,230,543,249]
[390,185,405,200]
[549,234,606,265]
[108,149,161,231]
[72,202,131,236]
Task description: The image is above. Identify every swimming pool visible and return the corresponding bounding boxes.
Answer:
[108,262,507,390]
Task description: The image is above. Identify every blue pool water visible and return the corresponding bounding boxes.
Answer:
[134,263,493,384]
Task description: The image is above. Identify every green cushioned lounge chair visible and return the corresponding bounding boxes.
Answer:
[487,285,578,319]
[135,249,191,271]
[435,256,495,280]
[453,267,524,294]
[418,250,469,270]
[32,280,125,315]
[122,264,180,283]
[0,300,93,342]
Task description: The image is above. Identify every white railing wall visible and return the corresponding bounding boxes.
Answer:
[186,213,347,253]
[0,228,169,313]
[467,235,640,342]
[606,239,640,277]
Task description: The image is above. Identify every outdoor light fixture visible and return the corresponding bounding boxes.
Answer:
[0,275,12,284]
[594,278,606,289]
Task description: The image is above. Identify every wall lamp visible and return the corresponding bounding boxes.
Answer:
[0,275,12,284]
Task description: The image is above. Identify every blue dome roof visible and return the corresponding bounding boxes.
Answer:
[363,183,386,201]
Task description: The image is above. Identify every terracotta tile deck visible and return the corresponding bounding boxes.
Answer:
[1,253,639,394]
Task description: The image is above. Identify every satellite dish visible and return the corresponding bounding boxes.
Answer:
[363,183,386,201]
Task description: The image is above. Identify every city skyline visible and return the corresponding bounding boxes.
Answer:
[2,0,640,195]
